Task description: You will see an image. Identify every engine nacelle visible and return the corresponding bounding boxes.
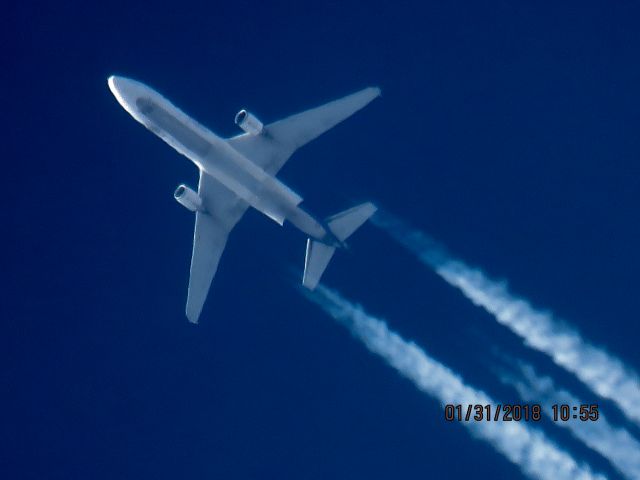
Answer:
[234,109,264,135]
[174,184,203,212]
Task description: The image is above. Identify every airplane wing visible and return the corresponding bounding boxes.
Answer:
[226,87,381,176]
[186,170,249,323]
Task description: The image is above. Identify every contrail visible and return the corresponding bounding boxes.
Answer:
[304,285,605,480]
[372,211,640,426]
[498,361,640,480]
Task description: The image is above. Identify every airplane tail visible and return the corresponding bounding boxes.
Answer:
[302,202,377,289]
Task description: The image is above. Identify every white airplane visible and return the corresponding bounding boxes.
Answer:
[108,76,380,323]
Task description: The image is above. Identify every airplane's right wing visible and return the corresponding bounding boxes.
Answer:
[227,87,381,176]
[186,171,249,323]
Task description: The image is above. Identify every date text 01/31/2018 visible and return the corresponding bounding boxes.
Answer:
[444,404,599,422]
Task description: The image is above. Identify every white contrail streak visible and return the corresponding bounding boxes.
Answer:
[372,212,640,426]
[305,285,605,480]
[499,361,640,480]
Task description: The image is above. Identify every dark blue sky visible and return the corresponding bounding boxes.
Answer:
[5,1,640,478]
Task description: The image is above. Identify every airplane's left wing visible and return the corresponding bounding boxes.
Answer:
[227,87,380,176]
[186,171,249,323]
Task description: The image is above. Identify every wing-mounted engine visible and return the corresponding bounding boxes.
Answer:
[174,184,203,212]
[234,109,263,135]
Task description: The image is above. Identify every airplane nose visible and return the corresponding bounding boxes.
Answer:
[108,75,133,95]
[108,75,143,112]
[108,75,159,122]
[108,75,124,99]
[107,75,115,91]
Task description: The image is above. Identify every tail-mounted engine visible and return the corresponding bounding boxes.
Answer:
[174,184,203,212]
[234,109,263,135]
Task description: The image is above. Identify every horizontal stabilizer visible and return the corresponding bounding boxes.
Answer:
[302,202,377,290]
[327,202,377,242]
[302,239,336,290]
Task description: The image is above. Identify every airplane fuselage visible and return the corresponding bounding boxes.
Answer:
[109,77,331,243]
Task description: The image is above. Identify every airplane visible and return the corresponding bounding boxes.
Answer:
[108,75,380,323]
